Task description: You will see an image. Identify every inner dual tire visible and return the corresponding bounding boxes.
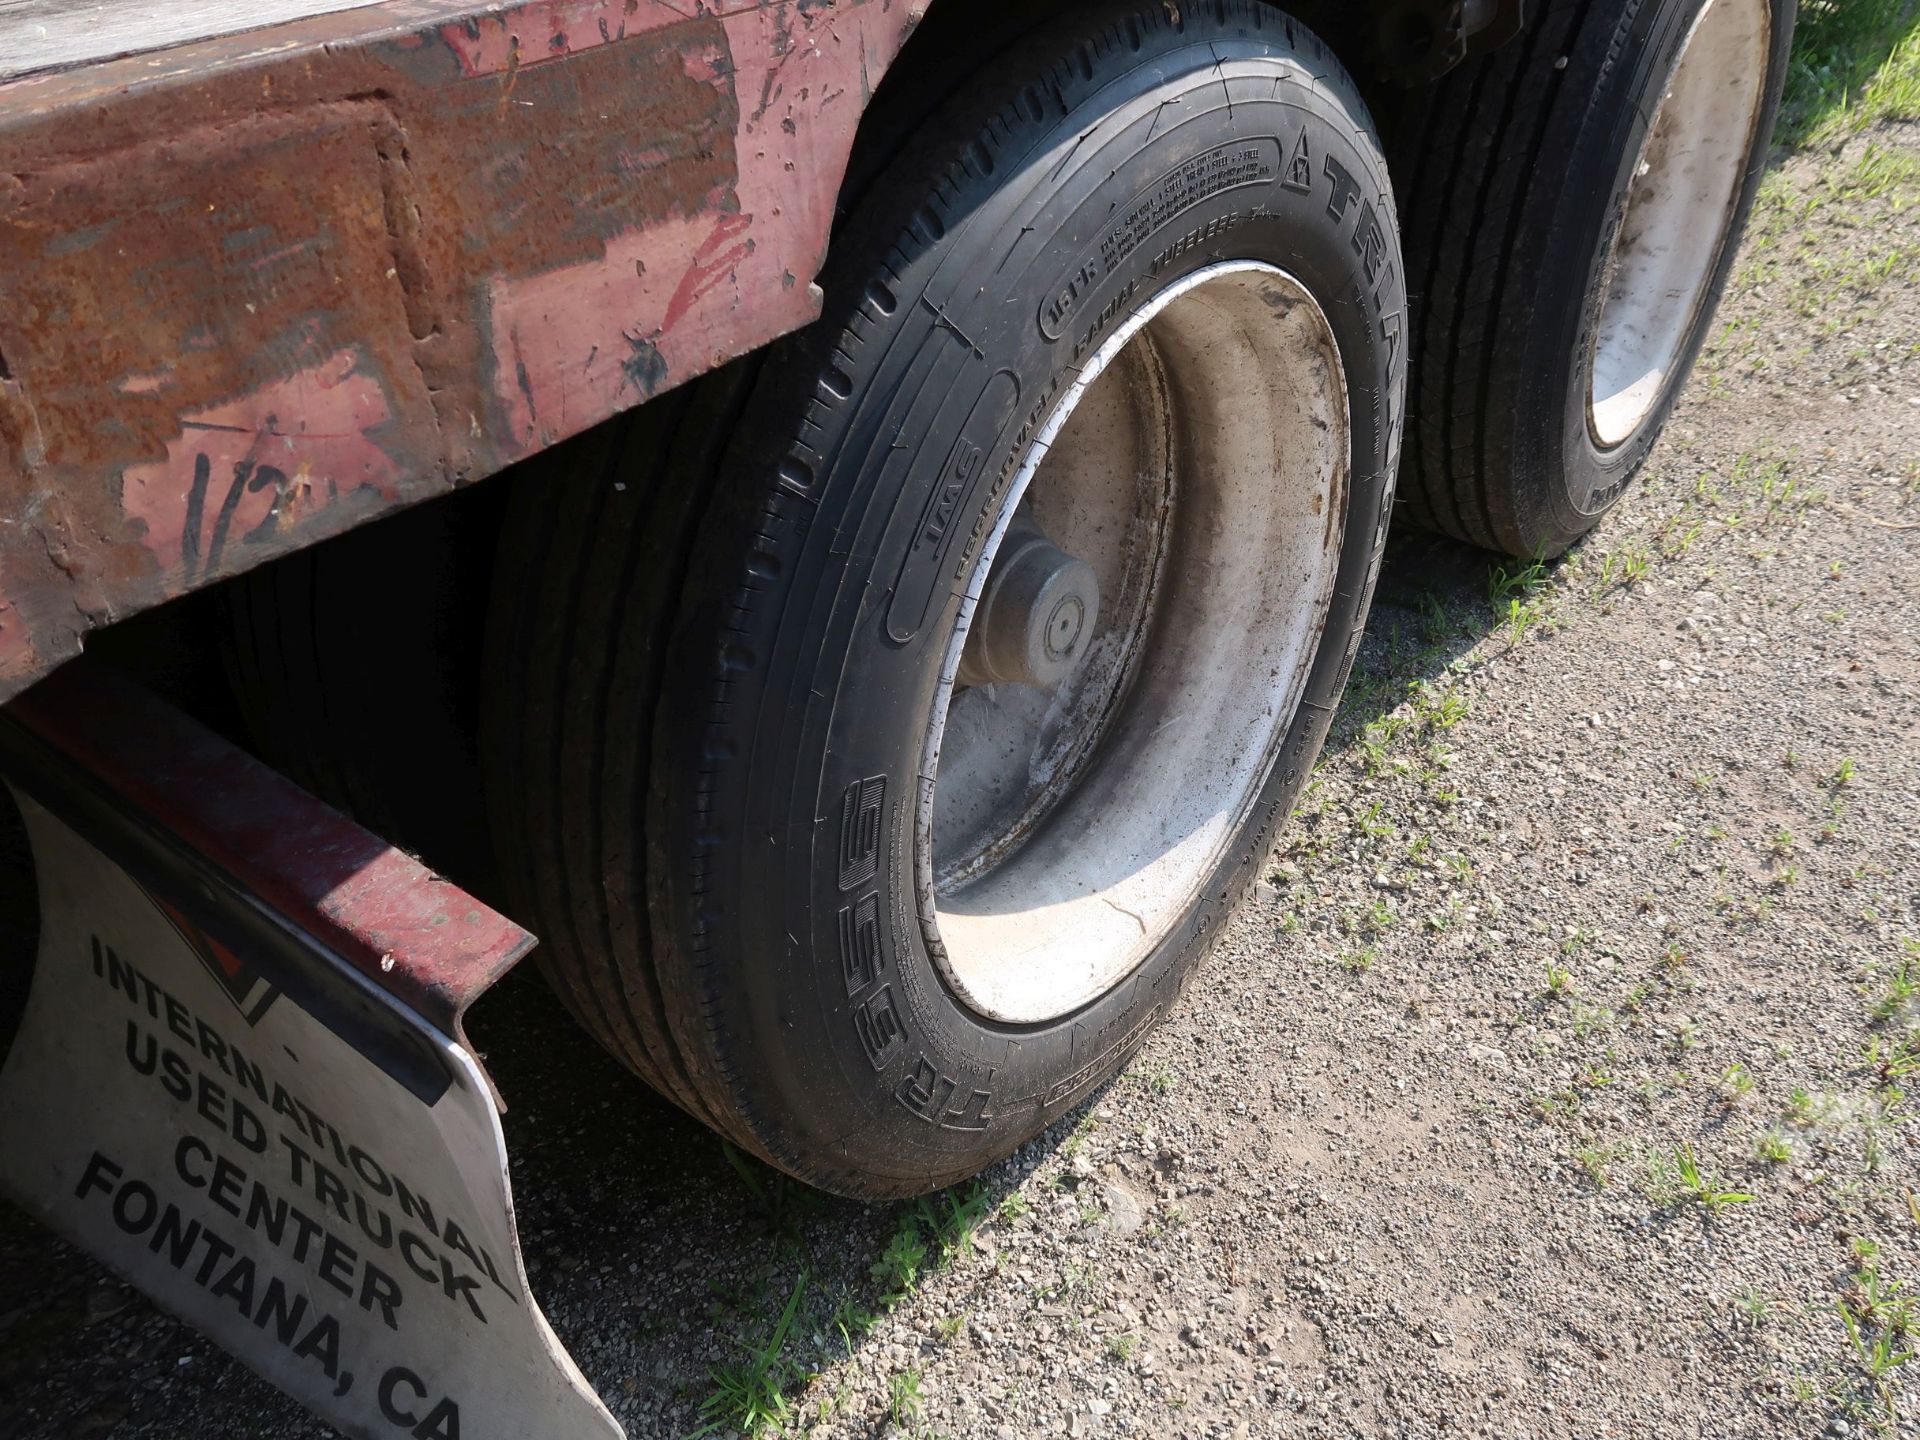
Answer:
[489,1,1405,1197]
[1396,0,1793,558]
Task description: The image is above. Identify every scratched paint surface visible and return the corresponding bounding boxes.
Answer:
[0,0,923,699]
[8,659,536,1031]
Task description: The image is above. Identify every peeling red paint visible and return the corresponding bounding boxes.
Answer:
[121,349,400,579]
[485,0,887,457]
[0,598,29,685]
[0,0,926,703]
[438,0,751,75]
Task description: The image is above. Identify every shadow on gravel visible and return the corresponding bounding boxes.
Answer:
[461,524,1528,1436]
[397,6,1920,1423]
[466,956,1056,1436]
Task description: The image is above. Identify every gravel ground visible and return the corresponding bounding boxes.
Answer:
[3,111,1918,1440]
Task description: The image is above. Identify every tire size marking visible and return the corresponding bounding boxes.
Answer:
[1037,137,1281,341]
[1040,1004,1162,1109]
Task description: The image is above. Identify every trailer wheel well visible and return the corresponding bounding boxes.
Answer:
[840,0,1491,231]
[835,0,1089,218]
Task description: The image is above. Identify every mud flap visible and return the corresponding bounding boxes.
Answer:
[0,663,622,1440]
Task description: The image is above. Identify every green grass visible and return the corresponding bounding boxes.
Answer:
[1576,1141,1622,1187]
[1648,1142,1755,1214]
[869,1213,931,1305]
[1836,1248,1916,1430]
[720,1138,824,1250]
[696,1275,809,1438]
[869,1184,991,1307]
[1781,0,1920,148]
[1844,138,1920,201]
[1718,1062,1757,1103]
[1787,1085,1822,1127]
[1848,1239,1917,1336]
[886,1367,925,1427]
[1870,946,1919,1026]
[1339,944,1377,974]
[1488,558,1550,603]
[694,1179,993,1434]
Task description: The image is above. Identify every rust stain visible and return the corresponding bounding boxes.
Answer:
[0,0,927,702]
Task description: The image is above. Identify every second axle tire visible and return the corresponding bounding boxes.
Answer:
[489,0,1406,1197]
[1395,0,1793,558]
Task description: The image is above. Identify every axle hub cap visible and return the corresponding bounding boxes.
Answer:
[956,521,1101,690]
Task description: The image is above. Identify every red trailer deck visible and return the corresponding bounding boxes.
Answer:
[0,0,923,700]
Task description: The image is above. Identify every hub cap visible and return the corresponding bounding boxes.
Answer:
[955,520,1102,690]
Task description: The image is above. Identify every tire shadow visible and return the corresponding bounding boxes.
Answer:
[467,959,1061,1436]
[463,521,1536,1436]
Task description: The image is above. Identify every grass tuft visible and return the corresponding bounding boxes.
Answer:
[1781,0,1920,147]
[696,1275,809,1438]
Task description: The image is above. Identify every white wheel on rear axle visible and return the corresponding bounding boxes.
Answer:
[920,263,1350,1025]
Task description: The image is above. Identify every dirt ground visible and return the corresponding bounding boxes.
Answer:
[3,106,1918,1440]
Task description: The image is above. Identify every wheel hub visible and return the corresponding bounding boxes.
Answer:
[955,519,1101,690]
[1587,0,1770,449]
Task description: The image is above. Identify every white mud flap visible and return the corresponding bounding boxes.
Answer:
[0,664,622,1440]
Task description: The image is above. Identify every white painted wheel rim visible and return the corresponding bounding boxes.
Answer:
[916,263,1349,1025]
[1588,0,1770,449]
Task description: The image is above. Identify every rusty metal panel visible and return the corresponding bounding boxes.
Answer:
[0,0,926,700]
[3,659,533,1038]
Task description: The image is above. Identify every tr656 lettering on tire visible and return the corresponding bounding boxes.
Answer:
[488,0,1406,1198]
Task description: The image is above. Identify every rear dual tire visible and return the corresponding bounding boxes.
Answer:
[489,1,1405,1196]
[1396,0,1793,558]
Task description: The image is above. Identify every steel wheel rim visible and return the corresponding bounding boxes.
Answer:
[915,262,1350,1025]
[1588,0,1771,449]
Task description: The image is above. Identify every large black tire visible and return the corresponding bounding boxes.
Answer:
[488,0,1405,1197]
[225,487,504,889]
[1394,0,1793,558]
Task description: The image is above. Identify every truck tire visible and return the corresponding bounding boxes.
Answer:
[1395,0,1792,558]
[488,0,1405,1197]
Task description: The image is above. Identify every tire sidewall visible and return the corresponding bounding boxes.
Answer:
[666,7,1404,1192]
[1516,0,1792,553]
